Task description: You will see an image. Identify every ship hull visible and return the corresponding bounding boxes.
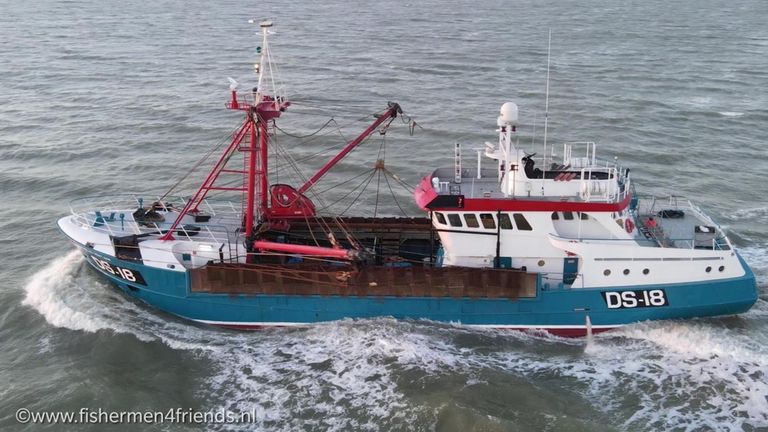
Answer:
[73,245,758,337]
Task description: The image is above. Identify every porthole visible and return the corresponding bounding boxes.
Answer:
[538,260,545,267]
[623,269,630,275]
[719,266,725,272]
[705,266,712,273]
[642,268,649,275]
[604,269,611,276]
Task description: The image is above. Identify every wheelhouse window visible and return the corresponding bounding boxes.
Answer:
[447,213,463,227]
[513,213,533,231]
[479,213,496,229]
[551,212,559,220]
[499,213,513,229]
[464,213,480,228]
[579,212,589,220]
[435,212,447,225]
[563,211,574,220]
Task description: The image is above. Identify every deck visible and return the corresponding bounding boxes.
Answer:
[190,262,538,298]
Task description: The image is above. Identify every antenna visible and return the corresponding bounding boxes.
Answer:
[249,20,282,104]
[541,29,552,195]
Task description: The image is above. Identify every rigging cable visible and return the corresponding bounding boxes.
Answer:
[273,117,337,139]
[338,169,379,216]
[271,130,356,244]
[383,171,408,216]
[158,122,244,201]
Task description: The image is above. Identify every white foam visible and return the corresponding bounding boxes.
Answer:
[22,251,115,333]
[583,322,768,430]
[731,207,768,222]
[719,111,744,117]
[739,245,768,286]
[21,250,215,347]
[203,322,434,431]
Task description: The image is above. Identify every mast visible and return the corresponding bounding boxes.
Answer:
[244,116,258,238]
[541,29,552,194]
[160,20,288,241]
[244,20,282,237]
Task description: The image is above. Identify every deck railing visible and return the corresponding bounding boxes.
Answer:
[633,195,732,251]
[563,142,597,168]
[68,194,243,245]
[540,271,585,291]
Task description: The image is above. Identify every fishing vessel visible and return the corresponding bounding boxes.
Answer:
[57,22,757,336]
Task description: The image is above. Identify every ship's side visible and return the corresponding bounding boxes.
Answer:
[58,207,757,337]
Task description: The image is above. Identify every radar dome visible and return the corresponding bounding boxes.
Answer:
[499,102,518,125]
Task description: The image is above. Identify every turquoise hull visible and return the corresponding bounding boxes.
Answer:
[76,247,758,337]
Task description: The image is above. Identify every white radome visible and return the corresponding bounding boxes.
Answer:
[499,102,519,125]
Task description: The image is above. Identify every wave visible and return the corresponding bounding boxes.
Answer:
[731,207,768,222]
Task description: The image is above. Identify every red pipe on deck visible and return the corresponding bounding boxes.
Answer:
[252,241,354,260]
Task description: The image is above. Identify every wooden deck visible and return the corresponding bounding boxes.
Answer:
[190,263,537,299]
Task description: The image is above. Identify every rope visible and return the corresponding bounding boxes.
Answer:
[383,167,415,192]
[318,169,376,212]
[383,171,408,216]
[271,131,357,244]
[338,169,378,216]
[314,169,376,195]
[274,118,337,139]
[158,122,243,201]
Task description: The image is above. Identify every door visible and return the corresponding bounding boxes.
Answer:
[563,257,579,285]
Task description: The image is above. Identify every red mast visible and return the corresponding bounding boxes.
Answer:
[161,21,401,251]
[244,116,258,238]
[161,21,287,241]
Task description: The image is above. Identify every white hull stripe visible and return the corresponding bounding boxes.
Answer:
[194,319,622,330]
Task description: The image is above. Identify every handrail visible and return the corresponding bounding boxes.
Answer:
[550,232,730,251]
[68,194,242,245]
[539,271,586,290]
[578,166,623,202]
[563,141,596,168]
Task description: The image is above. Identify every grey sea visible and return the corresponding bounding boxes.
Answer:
[1,0,767,431]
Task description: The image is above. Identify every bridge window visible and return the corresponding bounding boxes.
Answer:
[480,213,496,229]
[551,212,559,220]
[579,212,589,220]
[435,212,447,225]
[513,214,533,231]
[464,213,479,228]
[563,211,574,220]
[499,213,513,229]
[447,213,463,227]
